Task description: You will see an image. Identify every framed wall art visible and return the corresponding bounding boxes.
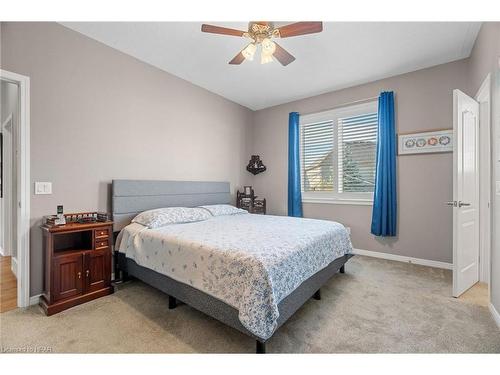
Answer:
[398,129,453,155]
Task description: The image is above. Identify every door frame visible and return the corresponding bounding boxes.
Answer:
[475,73,492,292]
[1,114,13,257]
[0,69,30,308]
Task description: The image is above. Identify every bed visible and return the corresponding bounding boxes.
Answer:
[112,179,353,353]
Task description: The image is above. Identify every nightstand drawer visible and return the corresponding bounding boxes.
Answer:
[94,228,110,239]
[95,238,110,250]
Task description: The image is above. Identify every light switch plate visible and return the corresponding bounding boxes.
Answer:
[35,182,52,195]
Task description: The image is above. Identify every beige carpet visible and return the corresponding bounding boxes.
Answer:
[1,255,499,353]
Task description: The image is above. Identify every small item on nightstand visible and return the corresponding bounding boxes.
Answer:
[54,205,66,225]
[253,198,266,215]
[76,214,97,224]
[43,215,58,226]
[96,212,110,222]
[237,187,266,214]
[44,211,111,226]
[244,185,253,196]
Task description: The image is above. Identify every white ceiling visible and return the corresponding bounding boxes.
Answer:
[61,22,481,110]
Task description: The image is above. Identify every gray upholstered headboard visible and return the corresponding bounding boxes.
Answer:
[112,179,231,232]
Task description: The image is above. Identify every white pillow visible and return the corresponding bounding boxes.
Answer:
[132,207,212,229]
[199,204,248,217]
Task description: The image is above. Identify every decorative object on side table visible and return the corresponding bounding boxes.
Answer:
[40,211,114,315]
[246,155,267,175]
[44,211,110,226]
[252,198,266,215]
[237,186,266,214]
[398,129,453,155]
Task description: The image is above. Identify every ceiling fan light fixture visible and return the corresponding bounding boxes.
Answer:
[201,22,323,66]
[242,43,257,61]
[261,38,276,54]
[261,51,274,64]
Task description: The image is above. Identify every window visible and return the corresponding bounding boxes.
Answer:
[300,101,378,205]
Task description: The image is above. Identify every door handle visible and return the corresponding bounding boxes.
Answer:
[77,272,81,279]
[458,201,471,208]
[445,201,457,207]
[86,270,90,277]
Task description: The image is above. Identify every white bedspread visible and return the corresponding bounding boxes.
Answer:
[117,213,352,339]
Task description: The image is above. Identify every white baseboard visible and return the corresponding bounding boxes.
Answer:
[29,294,41,306]
[489,303,500,329]
[352,248,453,270]
[11,256,18,277]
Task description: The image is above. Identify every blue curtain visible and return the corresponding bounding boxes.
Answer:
[371,92,397,236]
[288,112,303,217]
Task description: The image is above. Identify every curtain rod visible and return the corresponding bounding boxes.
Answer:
[299,95,379,116]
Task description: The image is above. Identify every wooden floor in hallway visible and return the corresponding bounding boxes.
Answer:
[459,282,489,307]
[0,255,17,313]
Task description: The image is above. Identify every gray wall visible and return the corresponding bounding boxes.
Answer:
[467,23,500,315]
[251,60,470,263]
[0,22,254,296]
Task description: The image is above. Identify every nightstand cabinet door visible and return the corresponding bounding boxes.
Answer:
[52,253,84,302]
[85,248,111,293]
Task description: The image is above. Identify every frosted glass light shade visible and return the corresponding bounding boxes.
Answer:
[242,43,257,61]
[261,52,273,64]
[261,38,276,54]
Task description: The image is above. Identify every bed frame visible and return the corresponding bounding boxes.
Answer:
[112,179,352,353]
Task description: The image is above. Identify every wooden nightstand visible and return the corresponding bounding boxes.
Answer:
[236,189,266,214]
[39,221,114,315]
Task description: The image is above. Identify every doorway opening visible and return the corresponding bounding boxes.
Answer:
[0,69,30,310]
[1,81,19,312]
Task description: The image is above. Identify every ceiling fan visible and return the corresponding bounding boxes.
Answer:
[201,22,323,66]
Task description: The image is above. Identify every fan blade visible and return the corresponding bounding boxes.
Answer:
[276,22,323,38]
[273,42,296,66]
[228,51,245,65]
[201,24,246,37]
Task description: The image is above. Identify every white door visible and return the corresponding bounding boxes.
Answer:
[452,89,480,297]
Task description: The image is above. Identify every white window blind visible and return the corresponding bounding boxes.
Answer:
[339,112,378,193]
[300,101,378,203]
[302,120,335,191]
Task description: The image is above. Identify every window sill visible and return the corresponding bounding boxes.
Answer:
[302,197,373,206]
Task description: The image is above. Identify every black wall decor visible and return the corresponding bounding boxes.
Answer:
[246,155,266,175]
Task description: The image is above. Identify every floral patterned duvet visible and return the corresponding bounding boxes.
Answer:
[116,213,352,339]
